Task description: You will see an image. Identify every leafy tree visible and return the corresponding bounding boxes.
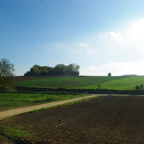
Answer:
[72,63,80,72]
[40,69,48,76]
[32,64,41,69]
[30,67,40,75]
[23,63,80,76]
[108,72,111,76]
[67,64,73,75]
[135,85,140,90]
[135,84,143,90]
[73,71,79,75]
[54,64,67,75]
[0,58,15,89]
[96,83,102,89]
[24,71,30,76]
[140,84,143,90]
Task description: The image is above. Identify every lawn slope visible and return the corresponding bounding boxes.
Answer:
[78,76,144,90]
[14,76,127,88]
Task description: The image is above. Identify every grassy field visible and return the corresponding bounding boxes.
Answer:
[14,76,144,90]
[14,76,128,88]
[0,92,88,111]
[77,76,144,90]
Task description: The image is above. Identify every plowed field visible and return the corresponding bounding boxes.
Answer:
[1,96,144,143]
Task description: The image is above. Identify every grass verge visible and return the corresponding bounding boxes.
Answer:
[0,125,30,144]
[0,92,88,111]
[27,96,98,114]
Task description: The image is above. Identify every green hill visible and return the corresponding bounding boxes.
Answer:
[14,76,144,90]
[77,76,144,90]
[14,76,127,89]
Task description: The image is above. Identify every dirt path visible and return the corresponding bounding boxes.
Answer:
[0,94,105,121]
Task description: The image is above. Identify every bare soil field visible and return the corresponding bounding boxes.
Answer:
[1,96,144,143]
[15,76,78,83]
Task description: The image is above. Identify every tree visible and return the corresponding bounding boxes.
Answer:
[54,64,67,75]
[40,69,48,76]
[108,72,111,76]
[96,83,102,89]
[0,58,15,89]
[0,58,15,76]
[30,67,40,76]
[135,84,143,91]
[140,84,143,90]
[135,85,140,90]
[23,63,80,76]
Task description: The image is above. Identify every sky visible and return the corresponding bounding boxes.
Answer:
[1,0,144,76]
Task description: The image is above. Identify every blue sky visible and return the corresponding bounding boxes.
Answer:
[1,0,144,76]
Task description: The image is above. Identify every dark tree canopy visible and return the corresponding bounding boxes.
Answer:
[24,63,80,76]
[108,72,111,77]
[135,84,143,90]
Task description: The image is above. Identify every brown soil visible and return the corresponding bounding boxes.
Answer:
[1,96,144,143]
[15,76,78,83]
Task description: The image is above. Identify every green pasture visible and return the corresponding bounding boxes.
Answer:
[0,100,40,111]
[101,76,144,90]
[14,76,128,88]
[14,76,144,90]
[0,92,88,111]
[77,76,144,90]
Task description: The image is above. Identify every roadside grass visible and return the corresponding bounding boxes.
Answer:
[0,125,30,143]
[0,100,41,111]
[27,96,98,114]
[14,76,128,88]
[0,92,88,111]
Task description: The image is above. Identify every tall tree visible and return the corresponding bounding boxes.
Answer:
[54,64,67,75]
[0,58,15,89]
[108,72,111,76]
[0,58,15,76]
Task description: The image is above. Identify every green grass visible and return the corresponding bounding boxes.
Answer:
[0,92,88,111]
[78,76,144,90]
[0,100,40,111]
[0,125,30,143]
[101,77,144,90]
[14,76,128,88]
[27,96,98,113]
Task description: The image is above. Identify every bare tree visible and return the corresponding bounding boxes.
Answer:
[0,58,15,90]
[0,58,15,76]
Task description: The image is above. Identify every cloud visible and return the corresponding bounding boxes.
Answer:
[79,43,89,48]
[54,43,61,47]
[96,17,144,63]
[100,17,144,47]
[86,49,96,53]
[70,51,82,54]
[80,59,144,76]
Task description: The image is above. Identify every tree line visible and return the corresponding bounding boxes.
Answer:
[24,63,80,76]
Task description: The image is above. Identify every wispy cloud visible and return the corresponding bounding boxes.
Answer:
[86,49,96,53]
[79,43,89,48]
[70,51,82,54]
